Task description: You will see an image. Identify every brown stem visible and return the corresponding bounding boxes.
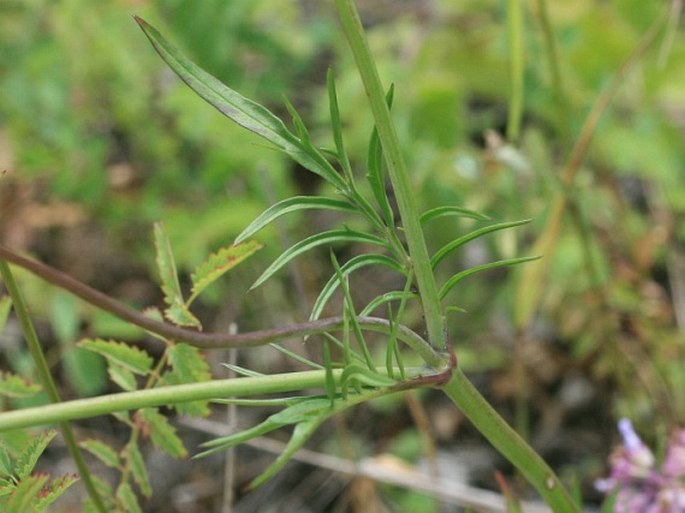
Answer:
[0,245,436,359]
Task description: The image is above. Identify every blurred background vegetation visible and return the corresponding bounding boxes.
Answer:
[1,0,685,511]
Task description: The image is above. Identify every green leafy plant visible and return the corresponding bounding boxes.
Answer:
[7,1,664,511]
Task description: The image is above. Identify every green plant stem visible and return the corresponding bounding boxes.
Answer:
[0,261,108,513]
[334,0,446,352]
[444,369,579,513]
[507,0,524,141]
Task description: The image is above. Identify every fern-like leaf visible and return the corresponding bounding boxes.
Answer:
[79,339,153,376]
[0,372,41,399]
[136,408,187,459]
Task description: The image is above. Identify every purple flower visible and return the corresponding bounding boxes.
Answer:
[595,420,685,513]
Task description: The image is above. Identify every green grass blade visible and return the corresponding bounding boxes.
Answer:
[439,256,540,300]
[309,253,405,321]
[250,229,390,290]
[360,291,419,317]
[327,69,354,182]
[420,205,491,225]
[134,17,347,191]
[234,196,359,245]
[366,84,395,226]
[269,343,324,370]
[431,219,532,269]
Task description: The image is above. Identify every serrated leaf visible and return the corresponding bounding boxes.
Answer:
[6,473,48,513]
[79,339,153,376]
[135,17,347,192]
[125,442,151,498]
[420,205,491,225]
[15,430,57,480]
[153,222,201,329]
[431,219,532,269]
[234,196,358,245]
[161,343,211,417]
[439,256,540,300]
[251,229,390,290]
[0,372,41,399]
[310,253,405,321]
[136,409,187,459]
[0,445,13,478]
[107,363,137,392]
[116,482,142,513]
[33,473,79,513]
[80,439,121,470]
[0,477,14,497]
[0,296,12,335]
[189,241,262,303]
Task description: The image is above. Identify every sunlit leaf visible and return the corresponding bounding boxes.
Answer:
[309,253,405,321]
[136,408,187,459]
[79,339,153,376]
[250,229,390,290]
[234,196,358,245]
[135,17,347,191]
[189,241,263,303]
[438,256,540,300]
[15,430,57,480]
[0,372,41,399]
[153,222,201,329]
[431,219,532,269]
[420,205,491,225]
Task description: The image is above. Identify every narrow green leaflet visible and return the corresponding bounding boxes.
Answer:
[125,442,152,498]
[360,290,419,317]
[438,256,540,300]
[80,439,121,469]
[234,196,358,245]
[309,253,405,321]
[136,408,187,459]
[188,241,263,304]
[250,229,391,290]
[366,84,395,226]
[153,222,201,329]
[135,17,347,192]
[431,219,532,269]
[107,362,137,392]
[420,205,491,225]
[0,445,12,478]
[0,372,41,399]
[327,69,353,181]
[79,339,153,376]
[116,482,142,513]
[0,296,11,334]
[340,365,395,398]
[269,343,323,370]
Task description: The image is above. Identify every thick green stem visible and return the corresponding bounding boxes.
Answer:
[334,0,446,351]
[0,261,108,513]
[444,369,579,513]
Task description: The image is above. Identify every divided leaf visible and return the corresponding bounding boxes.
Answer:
[135,17,347,192]
[136,408,187,459]
[153,222,201,329]
[161,343,211,417]
[6,473,48,513]
[189,240,262,303]
[33,473,79,513]
[125,442,152,498]
[14,430,57,480]
[251,229,391,290]
[116,482,142,513]
[79,339,153,376]
[0,372,41,399]
[234,196,358,245]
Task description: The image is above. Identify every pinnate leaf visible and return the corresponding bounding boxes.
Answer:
[161,343,211,417]
[107,362,138,392]
[33,473,79,513]
[153,222,201,329]
[137,408,187,459]
[79,339,153,376]
[6,473,48,513]
[135,17,347,191]
[189,240,262,302]
[15,430,57,480]
[234,196,358,245]
[125,442,152,498]
[116,482,142,513]
[0,372,41,398]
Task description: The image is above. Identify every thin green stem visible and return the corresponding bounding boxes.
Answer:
[0,261,108,513]
[443,370,579,513]
[507,0,525,141]
[334,0,446,351]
